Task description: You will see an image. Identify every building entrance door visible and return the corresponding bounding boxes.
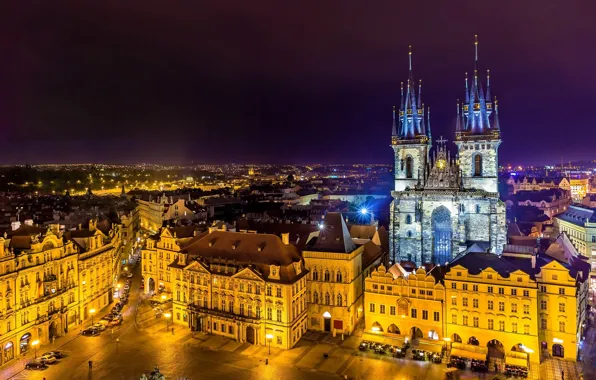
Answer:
[324,318,331,332]
[246,326,255,344]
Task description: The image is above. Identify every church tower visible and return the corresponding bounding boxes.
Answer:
[391,46,432,192]
[455,35,501,193]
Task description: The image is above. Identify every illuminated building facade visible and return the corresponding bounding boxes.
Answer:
[555,205,596,272]
[304,213,383,336]
[175,230,308,350]
[390,38,506,266]
[138,198,165,234]
[570,178,589,202]
[364,238,589,366]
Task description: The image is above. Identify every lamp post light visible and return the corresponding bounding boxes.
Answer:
[90,308,96,326]
[266,333,273,355]
[164,312,171,330]
[31,340,39,359]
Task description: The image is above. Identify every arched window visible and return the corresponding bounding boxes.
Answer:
[476,204,481,214]
[336,272,342,283]
[312,269,318,281]
[406,156,413,178]
[313,292,319,304]
[325,293,330,305]
[474,154,483,177]
[407,231,412,238]
[337,294,343,307]
[324,270,330,282]
[405,215,412,224]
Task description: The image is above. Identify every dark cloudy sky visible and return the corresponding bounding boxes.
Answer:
[1,1,594,165]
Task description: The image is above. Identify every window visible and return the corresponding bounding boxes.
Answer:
[337,294,342,306]
[324,293,330,305]
[462,298,468,307]
[499,321,505,331]
[499,302,505,312]
[487,286,493,293]
[523,290,530,297]
[498,287,504,295]
[559,288,565,295]
[369,303,375,313]
[276,287,282,298]
[380,305,386,314]
[313,292,319,304]
[336,272,343,282]
[473,299,479,308]
[405,156,413,178]
[511,289,517,296]
[411,289,416,294]
[324,271,330,282]
[451,298,457,306]
[420,290,426,295]
[256,307,261,319]
[474,154,482,176]
[559,302,565,312]
[540,285,547,292]
[487,274,493,279]
[277,309,282,322]
[240,303,245,316]
[213,323,218,331]
[488,300,493,310]
[312,270,318,281]
[452,314,457,324]
[473,317,479,327]
[267,286,272,296]
[512,322,518,333]
[511,303,517,313]
[462,316,468,326]
[541,300,547,310]
[229,325,234,334]
[451,283,457,289]
[247,305,252,317]
[524,324,530,335]
[277,336,282,345]
[422,310,428,320]
[552,274,558,281]
[406,215,412,224]
[411,308,417,318]
[472,285,478,292]
[488,319,494,329]
[523,305,530,315]
[267,308,272,320]
[463,284,468,291]
[476,204,481,214]
[541,319,547,329]
[434,311,440,322]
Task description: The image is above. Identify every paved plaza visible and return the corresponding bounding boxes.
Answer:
[0,263,587,379]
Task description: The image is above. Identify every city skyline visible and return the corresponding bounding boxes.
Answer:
[1,2,595,165]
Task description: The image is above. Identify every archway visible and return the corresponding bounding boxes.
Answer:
[3,342,14,363]
[552,344,564,358]
[19,333,32,354]
[451,333,462,343]
[323,311,332,332]
[388,324,400,335]
[468,336,479,346]
[410,326,423,339]
[371,321,383,333]
[406,156,413,179]
[148,278,155,293]
[474,154,483,177]
[431,206,452,264]
[49,320,58,339]
[428,330,439,340]
[487,339,505,359]
[246,326,255,344]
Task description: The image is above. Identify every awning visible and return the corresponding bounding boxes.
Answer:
[505,356,528,367]
[450,348,486,361]
[417,342,443,354]
[362,332,405,345]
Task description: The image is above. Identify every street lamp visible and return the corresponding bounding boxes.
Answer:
[266,333,273,355]
[31,340,39,358]
[443,337,451,349]
[164,312,171,330]
[90,308,96,325]
[116,284,121,298]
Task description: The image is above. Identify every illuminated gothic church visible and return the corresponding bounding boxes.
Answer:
[389,38,506,266]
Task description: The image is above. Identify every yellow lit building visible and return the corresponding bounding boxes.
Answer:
[171,230,308,350]
[365,264,445,342]
[570,178,589,201]
[554,205,596,273]
[138,198,165,234]
[364,238,589,368]
[304,213,383,336]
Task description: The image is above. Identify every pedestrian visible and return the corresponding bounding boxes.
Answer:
[172,327,174,335]
[89,360,93,370]
[561,369,565,380]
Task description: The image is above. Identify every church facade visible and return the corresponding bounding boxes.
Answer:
[389,39,506,266]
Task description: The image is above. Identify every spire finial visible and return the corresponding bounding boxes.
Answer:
[474,34,479,63]
[391,105,397,136]
[408,45,412,71]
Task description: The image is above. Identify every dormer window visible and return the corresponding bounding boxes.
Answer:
[269,265,280,280]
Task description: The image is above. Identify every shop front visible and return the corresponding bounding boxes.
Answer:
[3,341,14,365]
[19,333,32,354]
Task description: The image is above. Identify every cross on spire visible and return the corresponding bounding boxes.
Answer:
[437,136,448,145]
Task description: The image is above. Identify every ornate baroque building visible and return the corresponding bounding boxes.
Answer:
[390,39,506,266]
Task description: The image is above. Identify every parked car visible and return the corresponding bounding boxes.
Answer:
[120,296,129,304]
[93,323,106,331]
[43,350,66,359]
[102,314,114,321]
[82,327,100,336]
[39,354,57,364]
[127,272,134,278]
[109,316,123,326]
[25,360,48,370]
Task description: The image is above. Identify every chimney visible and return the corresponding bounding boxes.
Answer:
[281,233,290,245]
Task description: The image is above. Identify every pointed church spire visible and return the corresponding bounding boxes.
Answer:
[456,100,461,132]
[408,45,413,72]
[486,69,491,102]
[427,106,432,140]
[417,80,422,109]
[391,106,397,136]
[494,97,501,130]
[464,72,469,104]
[420,102,426,135]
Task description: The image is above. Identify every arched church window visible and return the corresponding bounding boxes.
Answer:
[407,231,412,238]
[337,294,342,307]
[406,156,413,179]
[336,272,342,283]
[476,205,481,214]
[313,292,319,303]
[324,271,330,282]
[474,155,483,177]
[312,269,318,281]
[325,293,330,305]
[405,215,412,224]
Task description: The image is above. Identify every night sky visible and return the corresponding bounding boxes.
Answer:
[1,1,595,165]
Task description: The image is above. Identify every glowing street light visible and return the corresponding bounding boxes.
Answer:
[266,333,273,355]
[360,207,368,215]
[90,308,96,325]
[31,340,40,358]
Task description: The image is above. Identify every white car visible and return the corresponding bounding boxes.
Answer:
[127,273,133,278]
[93,323,107,331]
[39,354,57,364]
